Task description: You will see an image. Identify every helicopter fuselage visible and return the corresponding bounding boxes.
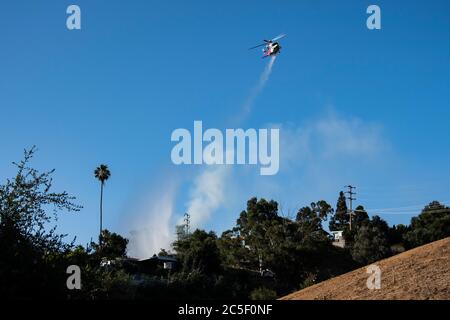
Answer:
[264,42,281,57]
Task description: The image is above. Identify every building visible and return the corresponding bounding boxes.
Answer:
[138,254,178,274]
[330,230,346,248]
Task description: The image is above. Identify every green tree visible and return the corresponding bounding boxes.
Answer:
[329,191,349,231]
[353,205,370,226]
[296,201,333,229]
[217,228,249,268]
[343,205,370,247]
[94,164,111,247]
[388,224,408,246]
[0,147,81,298]
[236,198,281,272]
[158,248,172,257]
[295,201,333,245]
[404,201,450,248]
[91,229,129,260]
[351,215,390,265]
[173,229,222,274]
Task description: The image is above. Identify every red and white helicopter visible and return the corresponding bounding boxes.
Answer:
[249,34,286,58]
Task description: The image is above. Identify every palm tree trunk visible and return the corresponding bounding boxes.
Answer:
[99,181,103,247]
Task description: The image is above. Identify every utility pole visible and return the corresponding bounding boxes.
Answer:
[345,185,356,230]
[184,212,191,236]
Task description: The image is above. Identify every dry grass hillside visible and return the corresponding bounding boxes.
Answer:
[281,237,450,300]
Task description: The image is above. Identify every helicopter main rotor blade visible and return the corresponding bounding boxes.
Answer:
[249,43,267,50]
[271,33,286,42]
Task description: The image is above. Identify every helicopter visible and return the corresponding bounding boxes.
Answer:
[249,34,286,58]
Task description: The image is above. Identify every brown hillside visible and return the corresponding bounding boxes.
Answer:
[281,237,450,300]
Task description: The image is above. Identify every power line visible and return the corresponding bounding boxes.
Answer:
[366,200,450,213]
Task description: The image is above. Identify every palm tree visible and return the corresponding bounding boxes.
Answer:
[94,164,111,247]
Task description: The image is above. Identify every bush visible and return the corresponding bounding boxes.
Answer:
[249,287,277,300]
[299,272,317,290]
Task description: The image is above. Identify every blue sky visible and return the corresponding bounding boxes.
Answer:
[1,1,449,257]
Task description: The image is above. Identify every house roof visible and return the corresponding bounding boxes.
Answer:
[140,255,177,263]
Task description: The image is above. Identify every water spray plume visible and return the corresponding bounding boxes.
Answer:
[239,55,277,122]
